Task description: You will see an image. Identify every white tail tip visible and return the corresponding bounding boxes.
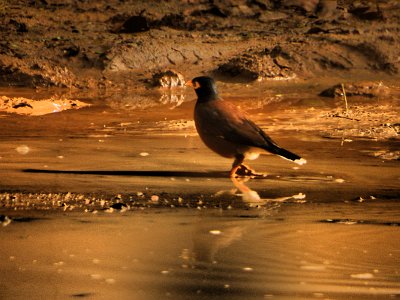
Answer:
[294,158,307,165]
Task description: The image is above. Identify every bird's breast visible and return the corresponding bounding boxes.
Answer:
[194,103,237,158]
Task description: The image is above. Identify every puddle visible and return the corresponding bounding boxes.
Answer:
[0,81,399,299]
[1,203,400,300]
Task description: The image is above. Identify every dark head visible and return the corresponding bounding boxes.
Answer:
[186,76,219,103]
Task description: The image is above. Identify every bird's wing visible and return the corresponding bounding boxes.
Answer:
[197,100,279,150]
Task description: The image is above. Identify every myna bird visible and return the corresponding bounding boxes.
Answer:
[186,76,306,178]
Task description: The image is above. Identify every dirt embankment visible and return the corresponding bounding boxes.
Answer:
[0,0,399,90]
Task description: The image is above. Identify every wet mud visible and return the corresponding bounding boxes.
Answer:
[1,79,399,299]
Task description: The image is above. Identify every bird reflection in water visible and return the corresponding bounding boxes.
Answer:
[230,175,262,204]
[230,176,306,205]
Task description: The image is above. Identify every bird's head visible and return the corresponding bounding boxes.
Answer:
[186,76,219,102]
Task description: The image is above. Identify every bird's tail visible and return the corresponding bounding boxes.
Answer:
[257,128,306,165]
[269,146,307,165]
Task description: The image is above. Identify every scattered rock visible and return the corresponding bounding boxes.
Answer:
[152,70,185,88]
[16,145,30,155]
[110,202,128,210]
[319,82,390,98]
[0,215,12,227]
[349,3,384,20]
[372,150,400,161]
[150,195,159,202]
[63,45,80,57]
[119,15,150,33]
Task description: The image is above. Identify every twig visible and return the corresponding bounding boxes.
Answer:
[329,113,360,122]
[341,83,349,115]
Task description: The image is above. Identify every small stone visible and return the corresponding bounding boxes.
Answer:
[105,278,116,284]
[90,274,102,280]
[351,273,374,279]
[209,230,222,235]
[152,70,185,88]
[151,195,159,202]
[0,215,12,227]
[16,145,30,155]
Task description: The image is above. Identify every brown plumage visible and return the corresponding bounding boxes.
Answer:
[187,76,306,177]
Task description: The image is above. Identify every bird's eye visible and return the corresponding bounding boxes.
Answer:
[185,80,201,89]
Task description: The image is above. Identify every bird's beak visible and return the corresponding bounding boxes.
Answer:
[185,80,200,89]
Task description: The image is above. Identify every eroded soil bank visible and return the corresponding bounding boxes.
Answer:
[1,0,400,90]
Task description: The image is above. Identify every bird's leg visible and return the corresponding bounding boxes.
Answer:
[237,164,267,177]
[236,164,257,177]
[230,154,244,178]
[230,155,267,177]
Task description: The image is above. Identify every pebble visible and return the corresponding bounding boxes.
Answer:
[351,273,374,279]
[105,278,116,284]
[300,265,326,271]
[16,145,30,155]
[90,274,102,280]
[0,215,12,227]
[209,230,222,235]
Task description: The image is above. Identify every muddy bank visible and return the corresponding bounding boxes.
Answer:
[1,0,400,89]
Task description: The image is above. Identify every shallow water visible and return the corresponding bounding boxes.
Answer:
[0,81,399,299]
[1,201,400,300]
[0,82,398,199]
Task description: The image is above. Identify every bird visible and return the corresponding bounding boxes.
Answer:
[186,76,306,178]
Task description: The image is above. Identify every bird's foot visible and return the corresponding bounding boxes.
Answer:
[234,164,267,178]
